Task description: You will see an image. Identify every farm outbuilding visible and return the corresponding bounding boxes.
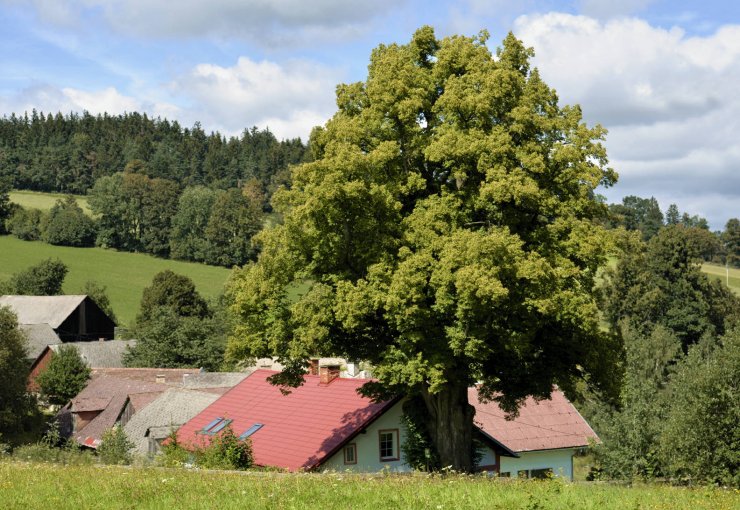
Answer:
[0,295,116,350]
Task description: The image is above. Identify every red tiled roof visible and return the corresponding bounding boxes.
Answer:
[469,387,599,453]
[176,370,394,471]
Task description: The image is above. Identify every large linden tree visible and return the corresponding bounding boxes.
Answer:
[226,27,619,471]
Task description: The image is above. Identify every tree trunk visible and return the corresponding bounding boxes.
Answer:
[420,379,475,472]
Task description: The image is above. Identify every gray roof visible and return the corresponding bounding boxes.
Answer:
[123,388,220,454]
[181,371,250,389]
[0,295,87,328]
[19,323,62,360]
[50,340,136,368]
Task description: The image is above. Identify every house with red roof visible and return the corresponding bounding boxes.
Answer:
[176,366,598,478]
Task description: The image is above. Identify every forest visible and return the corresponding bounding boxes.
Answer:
[0,112,311,266]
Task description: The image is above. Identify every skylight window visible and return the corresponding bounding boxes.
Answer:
[200,417,232,435]
[239,423,264,440]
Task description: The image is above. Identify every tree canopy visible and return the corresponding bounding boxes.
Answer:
[0,307,30,434]
[7,258,68,296]
[226,27,619,471]
[37,345,91,406]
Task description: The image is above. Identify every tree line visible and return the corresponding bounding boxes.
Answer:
[0,110,309,196]
[604,195,740,267]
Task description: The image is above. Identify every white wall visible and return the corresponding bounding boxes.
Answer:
[322,401,575,479]
[498,448,575,480]
[321,401,410,472]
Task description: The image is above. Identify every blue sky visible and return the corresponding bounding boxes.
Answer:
[1,0,738,229]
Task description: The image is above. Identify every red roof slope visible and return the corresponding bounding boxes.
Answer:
[470,387,598,453]
[176,370,394,471]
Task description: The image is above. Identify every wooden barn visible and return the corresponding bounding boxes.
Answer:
[0,295,116,358]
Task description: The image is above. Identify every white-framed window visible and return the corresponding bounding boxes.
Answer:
[378,429,399,461]
[343,443,357,465]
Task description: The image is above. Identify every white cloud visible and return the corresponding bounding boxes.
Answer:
[514,13,740,228]
[0,85,179,119]
[173,56,339,140]
[13,0,401,46]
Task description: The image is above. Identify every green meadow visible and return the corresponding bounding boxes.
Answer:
[0,462,737,510]
[0,236,231,327]
[702,263,740,295]
[9,190,92,215]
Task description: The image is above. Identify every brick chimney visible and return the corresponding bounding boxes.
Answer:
[308,358,319,376]
[319,364,340,385]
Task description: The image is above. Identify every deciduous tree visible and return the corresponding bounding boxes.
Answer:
[37,345,91,405]
[226,27,620,471]
[0,307,29,434]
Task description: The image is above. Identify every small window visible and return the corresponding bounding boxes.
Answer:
[209,419,232,434]
[498,471,511,478]
[201,417,223,433]
[239,423,264,440]
[531,468,553,479]
[379,429,399,461]
[344,443,357,465]
[200,418,232,435]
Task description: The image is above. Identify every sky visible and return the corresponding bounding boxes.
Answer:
[1,0,738,230]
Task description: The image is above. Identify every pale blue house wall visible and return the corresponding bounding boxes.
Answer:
[321,401,410,472]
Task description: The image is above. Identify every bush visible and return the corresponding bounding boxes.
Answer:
[42,195,97,247]
[7,207,46,241]
[98,426,135,465]
[163,423,253,471]
[8,258,68,295]
[195,423,253,470]
[37,345,91,406]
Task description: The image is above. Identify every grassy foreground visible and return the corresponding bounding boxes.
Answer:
[0,236,231,326]
[9,190,91,215]
[0,463,736,510]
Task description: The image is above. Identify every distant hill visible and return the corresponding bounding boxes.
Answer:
[0,236,231,327]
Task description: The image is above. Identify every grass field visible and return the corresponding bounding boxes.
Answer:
[0,463,736,510]
[702,263,740,295]
[0,236,231,327]
[9,190,91,215]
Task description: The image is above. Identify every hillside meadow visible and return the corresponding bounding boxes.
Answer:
[702,263,740,295]
[0,236,231,326]
[9,190,92,215]
[0,463,737,510]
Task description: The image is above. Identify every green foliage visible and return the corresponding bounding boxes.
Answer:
[191,422,253,470]
[8,258,68,295]
[204,188,262,267]
[169,186,219,262]
[0,176,12,234]
[724,218,740,268]
[591,325,680,480]
[97,426,135,465]
[136,270,210,323]
[42,195,97,247]
[80,280,117,325]
[665,204,680,226]
[226,27,619,471]
[159,429,190,467]
[0,112,308,197]
[400,397,441,471]
[88,172,180,257]
[601,226,740,351]
[0,307,30,434]
[659,330,740,486]
[607,196,664,241]
[37,345,91,406]
[124,306,225,370]
[7,207,46,241]
[11,442,96,466]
